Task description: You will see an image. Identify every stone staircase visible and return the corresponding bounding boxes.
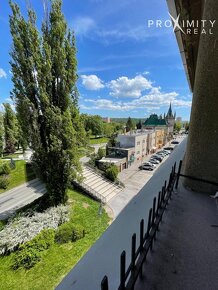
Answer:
[74,166,123,203]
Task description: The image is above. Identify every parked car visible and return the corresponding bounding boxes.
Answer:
[142,161,156,167]
[139,165,154,171]
[162,150,171,154]
[171,140,179,144]
[149,158,160,164]
[164,147,174,151]
[152,155,163,162]
[156,152,167,157]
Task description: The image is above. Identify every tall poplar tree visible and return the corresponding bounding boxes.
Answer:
[9,0,81,205]
[0,112,4,156]
[3,103,17,153]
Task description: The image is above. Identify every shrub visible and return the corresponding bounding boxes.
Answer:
[12,229,55,270]
[72,224,85,242]
[24,229,55,252]
[0,175,10,189]
[105,164,119,182]
[97,148,106,160]
[0,162,11,175]
[13,247,41,270]
[0,205,69,255]
[55,222,85,244]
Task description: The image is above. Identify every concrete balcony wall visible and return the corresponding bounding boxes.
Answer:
[57,139,187,290]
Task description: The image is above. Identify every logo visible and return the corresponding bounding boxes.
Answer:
[148,13,216,35]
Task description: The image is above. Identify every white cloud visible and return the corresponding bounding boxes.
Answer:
[142,71,150,75]
[73,17,96,36]
[127,86,191,108]
[80,74,192,112]
[81,74,105,90]
[83,98,135,111]
[108,75,152,98]
[0,68,7,79]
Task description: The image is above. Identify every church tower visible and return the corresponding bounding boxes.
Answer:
[165,103,175,134]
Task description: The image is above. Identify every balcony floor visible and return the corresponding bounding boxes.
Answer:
[135,180,218,290]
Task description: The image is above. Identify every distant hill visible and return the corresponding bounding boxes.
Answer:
[111,118,146,124]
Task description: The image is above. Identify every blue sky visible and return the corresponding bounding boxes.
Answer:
[0,0,192,120]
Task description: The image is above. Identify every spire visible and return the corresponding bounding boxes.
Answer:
[167,102,173,118]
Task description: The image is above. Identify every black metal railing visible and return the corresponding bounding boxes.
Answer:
[101,161,177,290]
[175,159,218,189]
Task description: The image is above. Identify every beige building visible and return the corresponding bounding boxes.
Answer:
[155,129,165,149]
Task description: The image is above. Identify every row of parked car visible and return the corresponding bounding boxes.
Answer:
[139,146,174,171]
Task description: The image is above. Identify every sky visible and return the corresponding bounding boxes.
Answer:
[0,0,192,120]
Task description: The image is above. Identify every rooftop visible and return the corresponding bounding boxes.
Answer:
[144,114,167,127]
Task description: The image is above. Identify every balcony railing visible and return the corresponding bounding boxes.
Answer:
[101,161,178,290]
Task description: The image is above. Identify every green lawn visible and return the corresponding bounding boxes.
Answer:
[0,161,36,194]
[0,189,110,290]
[78,146,95,158]
[89,137,109,145]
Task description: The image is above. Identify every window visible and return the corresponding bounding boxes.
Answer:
[137,141,140,145]
[137,151,140,154]
[143,140,145,143]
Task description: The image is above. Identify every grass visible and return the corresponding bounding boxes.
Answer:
[89,136,109,145]
[78,146,95,158]
[0,189,110,290]
[0,161,36,194]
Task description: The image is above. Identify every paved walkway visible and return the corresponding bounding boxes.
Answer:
[0,179,46,220]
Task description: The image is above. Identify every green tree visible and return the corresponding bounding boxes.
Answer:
[9,0,81,205]
[103,123,113,137]
[174,121,182,132]
[126,117,135,132]
[105,164,118,181]
[3,103,18,153]
[71,107,88,148]
[0,113,4,156]
[136,119,142,130]
[185,122,189,132]
[16,120,28,152]
[97,147,106,160]
[83,115,104,137]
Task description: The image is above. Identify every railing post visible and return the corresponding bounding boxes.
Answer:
[175,160,182,189]
[120,251,126,290]
[146,208,152,239]
[139,219,144,278]
[152,197,156,226]
[101,276,109,290]
[173,162,176,175]
[140,219,144,251]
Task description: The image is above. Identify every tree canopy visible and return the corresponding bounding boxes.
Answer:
[126,117,135,132]
[3,103,18,154]
[9,0,82,205]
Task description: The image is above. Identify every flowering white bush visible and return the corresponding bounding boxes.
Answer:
[0,205,70,255]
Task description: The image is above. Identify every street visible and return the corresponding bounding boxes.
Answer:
[0,179,46,220]
[108,136,187,217]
